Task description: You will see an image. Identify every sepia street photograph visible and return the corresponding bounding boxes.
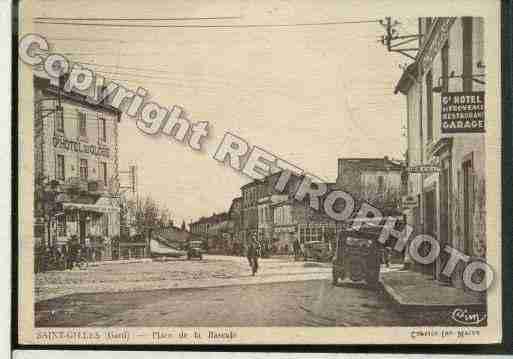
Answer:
[16,0,503,345]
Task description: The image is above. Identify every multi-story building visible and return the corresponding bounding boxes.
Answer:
[336,156,405,212]
[271,198,296,252]
[271,195,337,253]
[241,179,268,243]
[34,75,122,260]
[258,193,289,251]
[242,171,338,253]
[189,216,210,237]
[207,212,232,253]
[394,17,485,286]
[228,197,243,253]
[190,212,232,253]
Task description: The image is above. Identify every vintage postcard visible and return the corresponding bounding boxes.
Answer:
[17,0,502,345]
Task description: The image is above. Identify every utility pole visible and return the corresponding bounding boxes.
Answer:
[379,17,424,272]
[380,17,421,60]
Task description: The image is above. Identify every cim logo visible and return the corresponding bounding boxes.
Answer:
[450,308,487,325]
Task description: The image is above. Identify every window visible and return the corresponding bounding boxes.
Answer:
[426,70,433,142]
[378,176,385,192]
[103,214,109,236]
[99,117,107,142]
[56,154,65,180]
[462,17,473,92]
[306,227,312,242]
[425,17,432,33]
[78,111,87,137]
[99,161,108,185]
[55,108,64,134]
[80,159,88,180]
[300,228,305,243]
[57,214,66,236]
[311,227,316,242]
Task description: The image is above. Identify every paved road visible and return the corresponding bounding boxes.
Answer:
[35,255,333,302]
[36,271,454,327]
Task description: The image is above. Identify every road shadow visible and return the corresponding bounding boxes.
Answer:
[333,281,373,290]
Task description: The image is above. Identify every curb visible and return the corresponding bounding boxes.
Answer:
[95,258,152,266]
[35,273,332,303]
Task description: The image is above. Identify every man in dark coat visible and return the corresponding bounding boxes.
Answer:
[293,238,301,261]
[247,235,260,276]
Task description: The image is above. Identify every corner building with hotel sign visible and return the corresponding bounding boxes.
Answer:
[33,75,122,262]
[395,17,486,286]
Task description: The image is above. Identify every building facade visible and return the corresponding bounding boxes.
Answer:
[242,172,338,254]
[228,197,244,254]
[190,212,232,253]
[207,212,233,253]
[395,17,486,286]
[34,75,122,261]
[241,180,268,243]
[271,198,296,253]
[189,216,210,237]
[336,156,405,212]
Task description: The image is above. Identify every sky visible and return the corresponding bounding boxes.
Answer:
[31,0,416,225]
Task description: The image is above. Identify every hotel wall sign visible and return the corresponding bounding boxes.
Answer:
[53,135,110,158]
[441,92,485,133]
[406,165,440,173]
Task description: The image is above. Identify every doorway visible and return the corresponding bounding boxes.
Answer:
[462,155,474,256]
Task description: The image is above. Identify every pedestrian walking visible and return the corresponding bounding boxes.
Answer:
[293,239,301,261]
[247,235,260,276]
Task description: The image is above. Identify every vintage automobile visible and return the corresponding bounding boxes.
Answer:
[303,240,332,262]
[332,224,383,288]
[186,240,204,260]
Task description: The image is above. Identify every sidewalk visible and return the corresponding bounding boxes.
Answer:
[380,268,485,310]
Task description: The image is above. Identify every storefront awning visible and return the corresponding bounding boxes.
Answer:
[54,192,120,213]
[62,202,119,213]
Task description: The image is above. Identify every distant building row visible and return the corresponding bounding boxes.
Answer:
[190,157,405,255]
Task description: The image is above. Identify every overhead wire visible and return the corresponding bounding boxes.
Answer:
[34,16,242,21]
[34,19,381,29]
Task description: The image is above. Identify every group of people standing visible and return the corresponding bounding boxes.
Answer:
[35,242,89,273]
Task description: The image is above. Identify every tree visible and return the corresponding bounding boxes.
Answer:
[158,206,171,228]
[181,220,186,231]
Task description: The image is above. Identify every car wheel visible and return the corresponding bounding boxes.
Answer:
[366,269,380,289]
[349,257,366,282]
